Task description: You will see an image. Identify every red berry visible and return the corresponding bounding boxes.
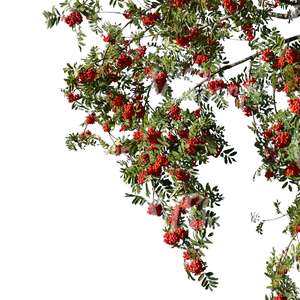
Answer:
[272,122,284,132]
[167,205,182,227]
[175,36,190,48]
[167,132,177,143]
[112,95,124,108]
[147,127,162,145]
[262,129,273,139]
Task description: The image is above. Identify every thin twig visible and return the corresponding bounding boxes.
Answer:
[262,214,287,223]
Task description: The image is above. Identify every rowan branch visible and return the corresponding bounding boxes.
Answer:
[194,34,300,89]
[281,0,300,5]
[270,10,300,20]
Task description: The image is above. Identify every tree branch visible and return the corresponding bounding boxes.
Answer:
[281,0,300,5]
[194,34,300,89]
[270,9,300,20]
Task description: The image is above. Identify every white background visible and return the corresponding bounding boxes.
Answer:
[0,1,299,299]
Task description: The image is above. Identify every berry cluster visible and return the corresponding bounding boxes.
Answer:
[64,11,83,27]
[141,12,160,26]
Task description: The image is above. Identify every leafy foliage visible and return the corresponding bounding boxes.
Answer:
[44,0,300,297]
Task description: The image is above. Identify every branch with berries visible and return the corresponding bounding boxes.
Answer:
[44,0,300,297]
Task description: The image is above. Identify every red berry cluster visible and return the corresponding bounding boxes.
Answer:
[293,225,300,234]
[122,103,135,120]
[181,194,202,209]
[189,219,205,231]
[147,203,163,216]
[163,227,188,245]
[194,54,209,65]
[265,169,275,180]
[208,79,225,93]
[133,130,144,141]
[66,92,80,103]
[272,131,291,149]
[174,169,190,181]
[186,136,206,155]
[154,71,167,93]
[79,130,92,140]
[223,0,237,15]
[288,98,300,115]
[242,106,253,117]
[85,113,96,125]
[227,82,240,97]
[147,127,162,145]
[78,68,97,83]
[273,294,287,300]
[175,27,200,48]
[285,164,300,177]
[64,11,83,27]
[241,23,255,41]
[167,205,183,227]
[112,95,124,110]
[171,0,189,8]
[116,53,133,69]
[261,48,275,62]
[102,34,115,44]
[102,121,110,132]
[168,105,182,120]
[261,47,299,68]
[185,259,203,275]
[141,12,160,26]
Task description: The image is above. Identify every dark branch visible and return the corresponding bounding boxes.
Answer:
[194,34,300,89]
[281,0,300,5]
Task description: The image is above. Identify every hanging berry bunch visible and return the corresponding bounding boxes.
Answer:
[44,0,300,297]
